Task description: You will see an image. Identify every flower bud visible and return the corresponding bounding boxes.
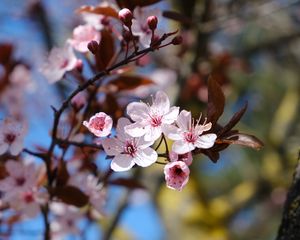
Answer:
[147,16,158,30]
[118,8,133,27]
[171,35,183,45]
[87,40,99,54]
[75,59,83,73]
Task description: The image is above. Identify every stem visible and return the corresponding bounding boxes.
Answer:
[41,204,50,240]
[162,134,170,160]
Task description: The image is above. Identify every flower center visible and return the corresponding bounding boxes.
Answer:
[90,117,106,131]
[23,192,34,203]
[173,166,183,176]
[124,141,137,157]
[184,131,197,144]
[150,115,162,127]
[60,59,69,69]
[5,133,16,144]
[16,177,26,186]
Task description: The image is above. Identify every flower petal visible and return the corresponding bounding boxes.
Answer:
[195,133,217,149]
[102,138,122,156]
[126,102,149,122]
[162,124,182,141]
[144,126,162,142]
[152,91,170,114]
[176,110,191,131]
[162,106,179,124]
[134,148,157,167]
[111,154,135,172]
[5,160,23,177]
[172,140,195,154]
[124,122,147,138]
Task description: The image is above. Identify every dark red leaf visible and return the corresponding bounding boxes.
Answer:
[162,11,192,26]
[77,5,119,19]
[95,30,115,71]
[56,160,69,187]
[218,102,248,137]
[0,43,13,65]
[222,133,264,150]
[108,178,145,189]
[116,0,162,10]
[207,77,225,125]
[108,75,153,91]
[51,186,89,207]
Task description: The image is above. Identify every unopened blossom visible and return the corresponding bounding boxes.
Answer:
[0,160,41,201]
[41,45,78,84]
[102,117,157,171]
[68,25,100,53]
[131,7,162,47]
[83,112,113,137]
[9,189,48,218]
[164,161,190,191]
[0,118,26,156]
[10,64,32,90]
[169,151,193,166]
[125,91,179,142]
[118,8,133,27]
[165,110,217,154]
[50,202,83,239]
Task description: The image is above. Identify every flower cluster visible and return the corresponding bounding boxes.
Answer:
[84,91,217,191]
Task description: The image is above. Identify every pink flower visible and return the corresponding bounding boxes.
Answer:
[10,64,32,89]
[9,189,48,218]
[102,118,157,171]
[165,110,217,154]
[83,112,113,137]
[169,151,193,166]
[0,118,26,156]
[68,25,100,53]
[164,161,190,191]
[131,7,161,47]
[0,160,41,201]
[125,91,179,142]
[41,45,78,84]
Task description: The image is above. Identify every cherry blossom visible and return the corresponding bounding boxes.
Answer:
[10,64,33,90]
[0,118,26,156]
[102,117,157,171]
[50,202,83,239]
[169,151,193,166]
[125,91,179,142]
[164,161,190,191]
[0,160,41,201]
[83,112,113,137]
[41,45,78,84]
[165,110,217,154]
[69,173,106,214]
[68,24,100,53]
[131,7,162,47]
[9,189,48,218]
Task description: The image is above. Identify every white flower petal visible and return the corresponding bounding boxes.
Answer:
[5,160,23,177]
[176,110,191,131]
[102,138,122,156]
[162,106,179,124]
[144,126,161,142]
[172,140,195,154]
[127,102,149,122]
[9,139,24,156]
[124,122,147,138]
[111,154,135,172]
[162,124,182,141]
[195,122,212,135]
[134,148,157,167]
[152,91,170,114]
[195,134,217,149]
[0,143,8,155]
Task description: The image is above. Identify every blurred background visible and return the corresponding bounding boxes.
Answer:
[0,0,300,239]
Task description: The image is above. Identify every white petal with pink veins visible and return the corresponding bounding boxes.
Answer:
[134,148,157,167]
[127,102,150,122]
[172,140,195,154]
[163,124,182,141]
[152,91,170,114]
[176,110,191,131]
[195,134,217,149]
[124,122,148,138]
[102,138,122,156]
[144,126,162,142]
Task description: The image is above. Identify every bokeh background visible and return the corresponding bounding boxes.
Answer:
[0,0,300,239]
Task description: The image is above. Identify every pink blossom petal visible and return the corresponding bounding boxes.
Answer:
[9,139,24,156]
[172,140,195,154]
[5,160,23,177]
[111,154,135,172]
[134,148,157,167]
[124,122,147,138]
[162,106,179,124]
[164,161,190,191]
[127,101,150,122]
[102,138,122,155]
[195,122,212,135]
[163,124,183,141]
[144,126,162,142]
[152,91,170,114]
[195,133,217,149]
[83,112,112,137]
[176,110,191,131]
[0,143,8,155]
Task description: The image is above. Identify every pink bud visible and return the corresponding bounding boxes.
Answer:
[118,8,133,27]
[87,40,99,54]
[147,16,158,30]
[75,59,83,72]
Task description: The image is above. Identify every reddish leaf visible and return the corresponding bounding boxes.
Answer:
[207,77,225,125]
[218,102,248,137]
[0,43,13,65]
[96,30,115,71]
[51,186,89,207]
[56,160,69,187]
[108,75,153,91]
[116,0,162,10]
[108,178,145,189]
[77,5,119,19]
[162,11,192,26]
[223,133,264,150]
